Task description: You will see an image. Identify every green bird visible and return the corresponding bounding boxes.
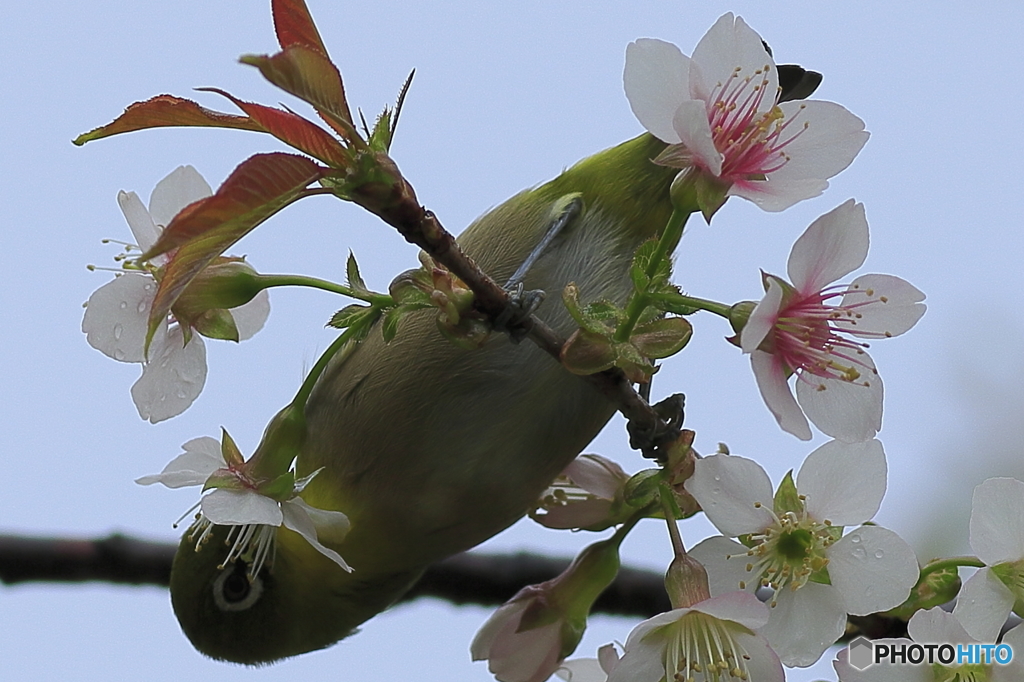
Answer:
[168,132,677,663]
[164,54,824,661]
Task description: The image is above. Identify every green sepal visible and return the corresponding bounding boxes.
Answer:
[888,563,961,619]
[259,471,298,502]
[220,428,245,468]
[773,471,803,515]
[623,469,664,508]
[190,308,240,341]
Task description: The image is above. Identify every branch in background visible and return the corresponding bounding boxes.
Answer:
[0,532,927,639]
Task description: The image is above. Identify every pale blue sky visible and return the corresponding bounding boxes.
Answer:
[4,1,1024,680]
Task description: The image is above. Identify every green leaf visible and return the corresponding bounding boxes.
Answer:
[328,303,373,329]
[220,428,245,468]
[630,317,693,359]
[345,252,367,293]
[560,329,616,375]
[143,153,324,350]
[73,95,263,146]
[630,239,672,291]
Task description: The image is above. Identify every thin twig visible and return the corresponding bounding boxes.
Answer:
[351,153,678,448]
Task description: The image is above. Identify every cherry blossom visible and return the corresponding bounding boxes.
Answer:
[137,435,351,576]
[624,13,868,213]
[606,591,783,682]
[472,537,623,682]
[834,607,1024,681]
[531,454,630,531]
[952,477,1024,642]
[685,440,919,667]
[82,166,270,423]
[740,199,925,442]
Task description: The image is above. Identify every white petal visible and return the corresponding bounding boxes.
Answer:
[952,568,1015,643]
[729,176,829,212]
[472,601,528,660]
[761,583,846,667]
[796,354,883,443]
[907,607,973,644]
[605,633,664,682]
[750,351,812,440]
[281,499,352,572]
[798,439,887,525]
[690,14,777,116]
[487,619,563,682]
[201,488,282,526]
[148,165,213,229]
[691,590,770,630]
[229,289,271,341]
[82,273,157,363]
[135,436,224,487]
[117,190,160,252]
[672,100,722,176]
[838,274,926,338]
[828,526,918,615]
[771,100,869,183]
[556,658,606,682]
[994,624,1024,681]
[833,641,930,682]
[286,497,351,545]
[684,455,775,536]
[623,39,690,144]
[787,199,868,294]
[689,536,757,596]
[565,454,626,500]
[130,326,207,423]
[970,477,1024,565]
[732,630,785,682]
[740,278,783,353]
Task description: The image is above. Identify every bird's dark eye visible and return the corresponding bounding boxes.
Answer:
[212,561,264,612]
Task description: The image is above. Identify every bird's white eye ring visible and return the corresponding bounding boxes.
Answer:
[212,562,264,612]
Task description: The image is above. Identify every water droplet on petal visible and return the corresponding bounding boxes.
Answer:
[113,324,122,340]
[849,534,862,544]
[137,301,147,313]
[113,349,125,361]
[874,550,884,559]
[176,390,187,399]
[119,301,128,310]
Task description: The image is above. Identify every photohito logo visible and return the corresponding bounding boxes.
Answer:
[846,635,1014,671]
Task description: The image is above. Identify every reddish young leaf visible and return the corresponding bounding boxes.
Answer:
[200,87,349,167]
[241,45,354,135]
[272,0,328,54]
[143,153,325,345]
[72,95,263,145]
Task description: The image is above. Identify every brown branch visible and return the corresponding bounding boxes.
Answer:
[0,532,948,640]
[0,532,665,619]
[350,152,679,451]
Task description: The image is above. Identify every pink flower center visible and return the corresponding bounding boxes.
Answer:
[706,66,808,181]
[771,285,879,387]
